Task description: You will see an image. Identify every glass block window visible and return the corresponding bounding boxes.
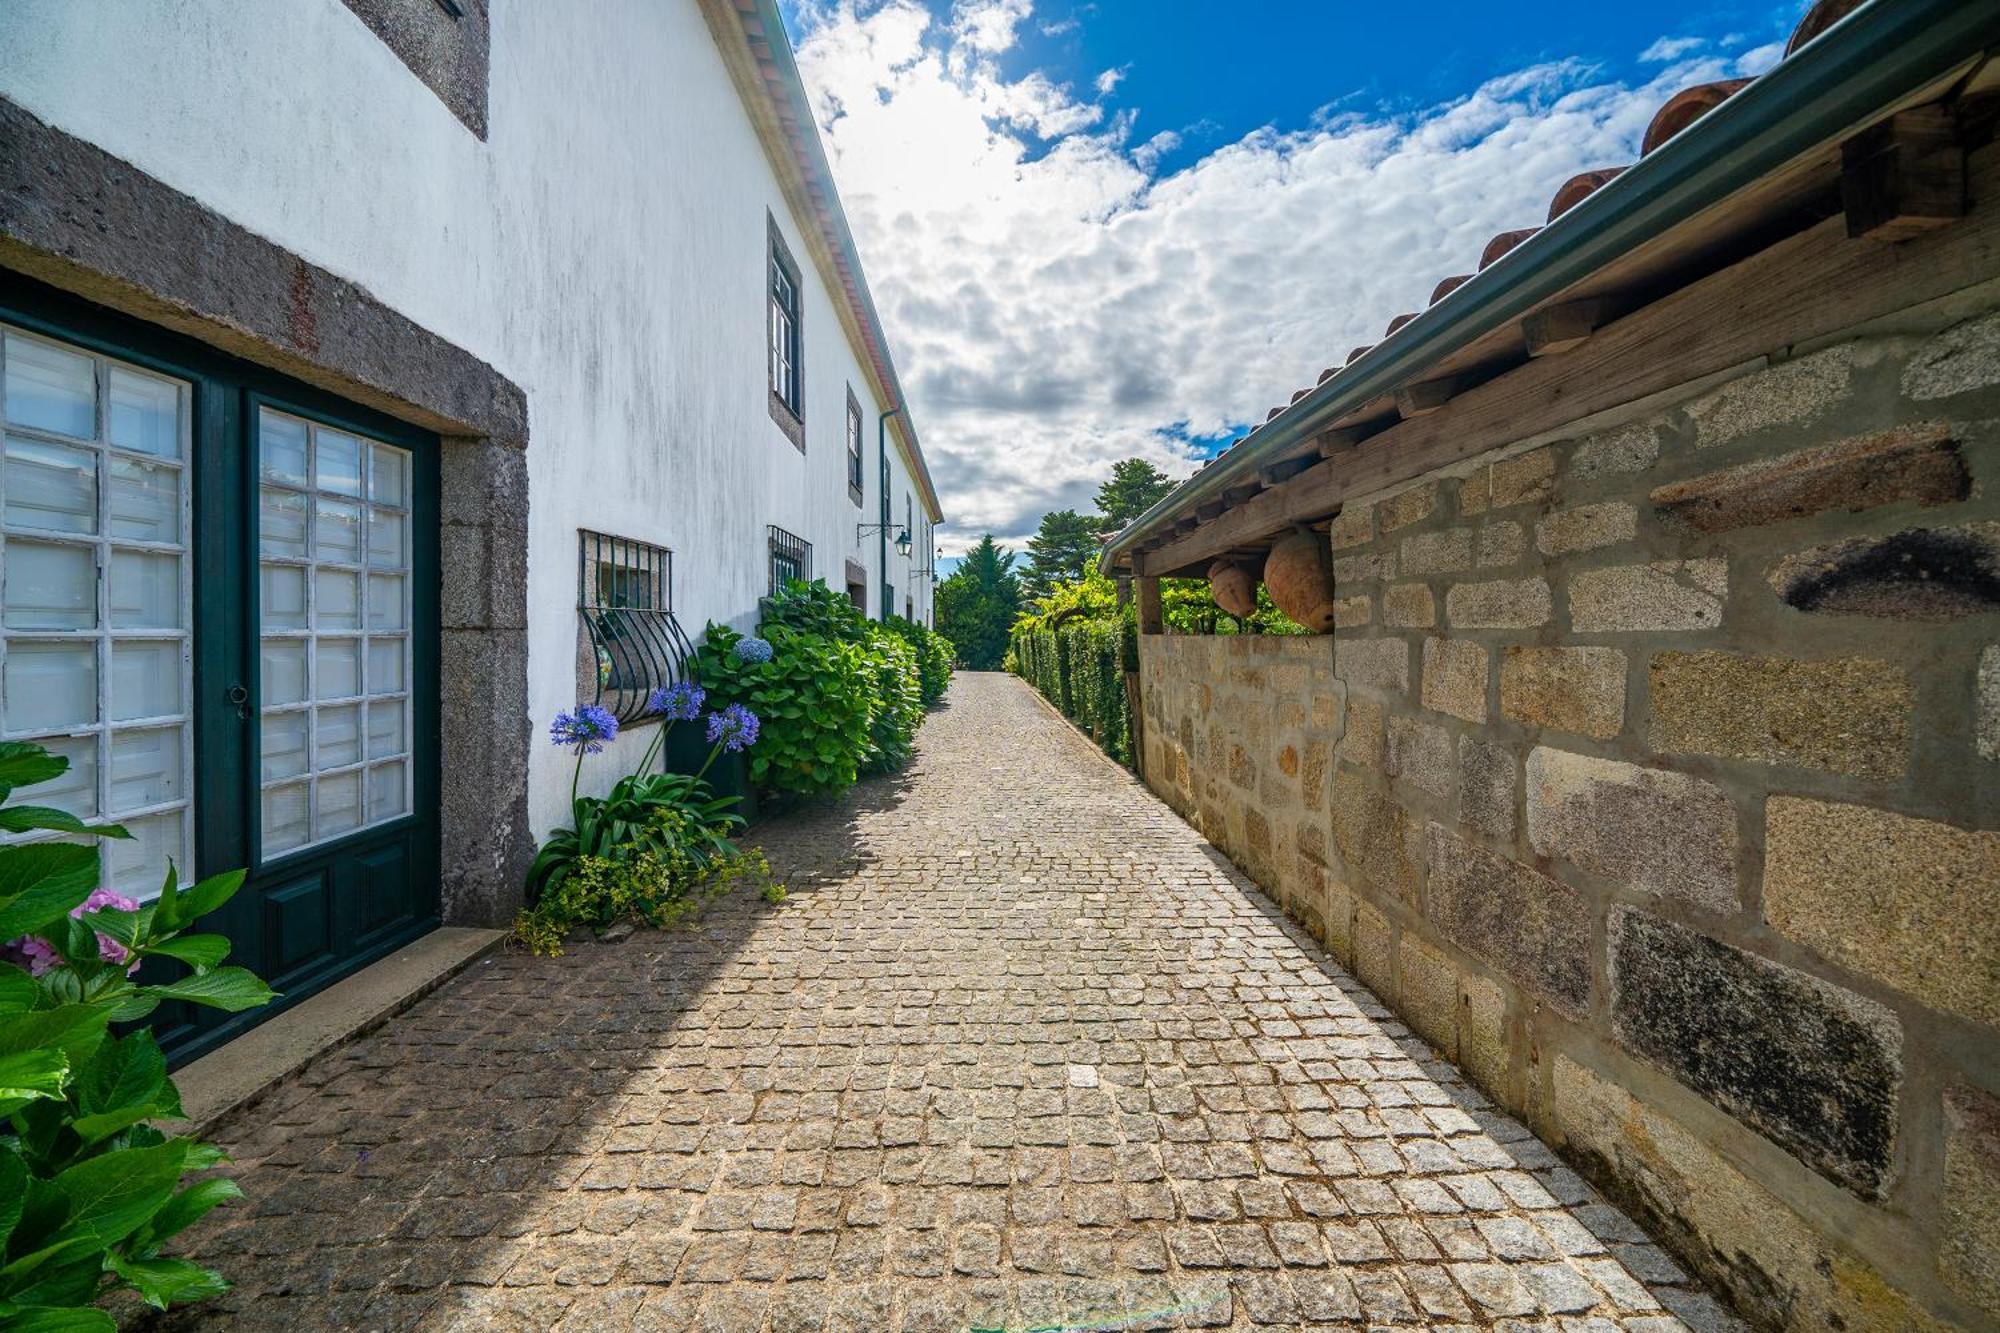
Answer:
[0,324,193,896]
[257,407,412,860]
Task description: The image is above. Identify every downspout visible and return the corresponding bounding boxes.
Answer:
[879,404,901,620]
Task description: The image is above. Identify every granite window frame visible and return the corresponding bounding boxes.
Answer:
[767,215,804,451]
[339,0,490,138]
[845,386,864,506]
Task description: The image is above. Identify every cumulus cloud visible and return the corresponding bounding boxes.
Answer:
[791,0,1756,551]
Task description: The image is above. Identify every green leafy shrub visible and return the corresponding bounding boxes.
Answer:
[693,623,873,796]
[884,615,954,707]
[860,625,923,773]
[761,576,871,643]
[1010,614,1138,768]
[0,741,275,1326]
[513,826,788,956]
[526,771,742,904]
[758,579,929,767]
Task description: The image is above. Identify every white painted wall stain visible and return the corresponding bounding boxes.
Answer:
[0,0,937,834]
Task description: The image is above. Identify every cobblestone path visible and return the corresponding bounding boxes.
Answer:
[162,672,1736,1332]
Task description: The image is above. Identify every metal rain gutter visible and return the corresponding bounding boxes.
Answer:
[1100,0,2000,574]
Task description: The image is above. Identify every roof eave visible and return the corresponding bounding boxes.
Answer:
[700,0,945,523]
[1101,0,1998,574]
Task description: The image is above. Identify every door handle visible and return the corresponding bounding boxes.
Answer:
[226,684,251,721]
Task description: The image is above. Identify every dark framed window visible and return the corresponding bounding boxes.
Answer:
[768,524,811,596]
[845,388,864,506]
[844,559,868,612]
[577,530,691,724]
[767,215,804,450]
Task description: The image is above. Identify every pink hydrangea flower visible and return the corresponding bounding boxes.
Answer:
[1,887,142,977]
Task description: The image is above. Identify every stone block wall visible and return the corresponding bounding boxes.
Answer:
[1138,305,2000,1331]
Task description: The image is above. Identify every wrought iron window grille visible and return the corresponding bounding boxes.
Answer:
[767,524,812,596]
[577,530,692,725]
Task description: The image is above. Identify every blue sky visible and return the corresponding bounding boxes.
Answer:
[780,0,1795,555]
[974,2,1794,174]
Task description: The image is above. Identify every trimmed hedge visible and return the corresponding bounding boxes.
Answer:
[1010,616,1137,767]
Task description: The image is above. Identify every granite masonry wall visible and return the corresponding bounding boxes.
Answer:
[1137,301,2000,1331]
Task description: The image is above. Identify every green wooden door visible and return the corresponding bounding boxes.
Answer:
[0,279,441,1062]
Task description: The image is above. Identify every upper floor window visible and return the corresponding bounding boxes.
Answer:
[845,389,864,505]
[767,217,804,450]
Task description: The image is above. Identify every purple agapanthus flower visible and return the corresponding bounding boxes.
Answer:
[732,636,774,664]
[3,887,142,976]
[648,681,706,722]
[705,703,760,752]
[550,704,620,754]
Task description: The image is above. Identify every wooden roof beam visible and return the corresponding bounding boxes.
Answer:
[1842,105,1965,241]
[1523,298,1616,357]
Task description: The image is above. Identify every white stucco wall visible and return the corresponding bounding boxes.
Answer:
[0,0,937,833]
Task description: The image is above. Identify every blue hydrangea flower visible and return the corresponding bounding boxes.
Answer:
[648,681,706,721]
[550,704,619,754]
[733,636,775,664]
[706,703,760,752]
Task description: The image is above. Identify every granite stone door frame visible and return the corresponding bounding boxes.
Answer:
[0,96,533,927]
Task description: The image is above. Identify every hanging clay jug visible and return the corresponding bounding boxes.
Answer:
[1264,527,1338,632]
[1207,559,1257,618]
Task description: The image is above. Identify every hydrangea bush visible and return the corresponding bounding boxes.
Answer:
[0,741,276,1326]
[703,578,935,792]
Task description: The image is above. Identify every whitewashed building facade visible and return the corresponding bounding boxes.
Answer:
[0,0,940,1054]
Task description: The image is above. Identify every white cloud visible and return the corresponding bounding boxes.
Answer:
[792,0,1747,551]
[950,0,1031,53]
[1094,65,1126,96]
[1640,35,1707,62]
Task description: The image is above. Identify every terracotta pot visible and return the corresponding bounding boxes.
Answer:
[1207,559,1257,618]
[1264,528,1338,632]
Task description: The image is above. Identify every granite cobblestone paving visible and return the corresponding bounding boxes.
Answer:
[154,672,1736,1331]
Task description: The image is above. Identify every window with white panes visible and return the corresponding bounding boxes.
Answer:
[0,324,193,896]
[257,407,413,859]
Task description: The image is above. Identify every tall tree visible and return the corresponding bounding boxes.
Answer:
[935,535,1020,670]
[1095,458,1177,531]
[1021,509,1101,602]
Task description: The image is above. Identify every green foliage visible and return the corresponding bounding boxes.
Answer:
[699,580,932,794]
[1009,614,1138,768]
[1014,566,1122,634]
[760,575,871,644]
[1020,509,1102,602]
[859,625,923,774]
[525,771,742,905]
[513,820,788,957]
[1095,457,1178,530]
[0,742,276,1325]
[883,615,954,707]
[694,622,874,797]
[1160,577,1311,636]
[935,535,1021,670]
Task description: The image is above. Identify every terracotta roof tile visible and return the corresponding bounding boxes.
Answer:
[1548,167,1626,221]
[1643,79,1752,155]
[1787,0,1864,55]
[1429,274,1473,305]
[1479,226,1541,270]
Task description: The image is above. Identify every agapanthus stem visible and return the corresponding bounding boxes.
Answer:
[693,741,723,784]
